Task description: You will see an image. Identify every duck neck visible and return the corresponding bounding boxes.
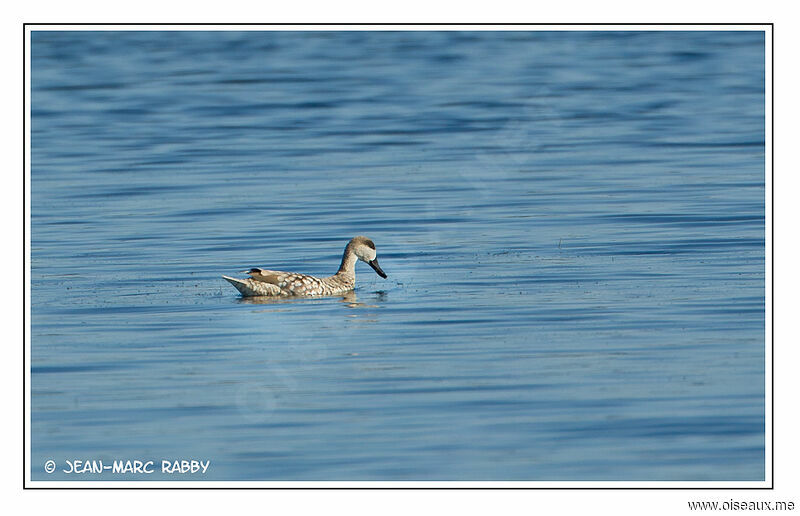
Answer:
[336,243,358,277]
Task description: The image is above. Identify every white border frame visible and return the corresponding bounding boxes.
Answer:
[24,23,773,489]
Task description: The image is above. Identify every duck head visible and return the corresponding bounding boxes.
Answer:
[351,236,387,278]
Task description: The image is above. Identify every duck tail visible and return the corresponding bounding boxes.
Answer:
[222,275,255,296]
[222,275,281,297]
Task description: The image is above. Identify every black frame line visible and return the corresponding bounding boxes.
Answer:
[22,22,774,490]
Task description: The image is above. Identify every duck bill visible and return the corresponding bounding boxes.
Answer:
[368,258,387,278]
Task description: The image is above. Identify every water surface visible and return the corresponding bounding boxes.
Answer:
[30,30,765,481]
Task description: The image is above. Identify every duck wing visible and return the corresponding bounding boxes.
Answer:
[245,268,290,285]
[248,268,333,296]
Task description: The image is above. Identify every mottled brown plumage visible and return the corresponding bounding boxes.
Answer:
[222,236,386,297]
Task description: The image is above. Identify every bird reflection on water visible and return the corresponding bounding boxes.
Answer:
[236,290,386,309]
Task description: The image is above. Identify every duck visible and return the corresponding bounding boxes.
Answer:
[222,236,387,297]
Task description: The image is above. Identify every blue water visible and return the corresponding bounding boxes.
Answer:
[30,30,766,481]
